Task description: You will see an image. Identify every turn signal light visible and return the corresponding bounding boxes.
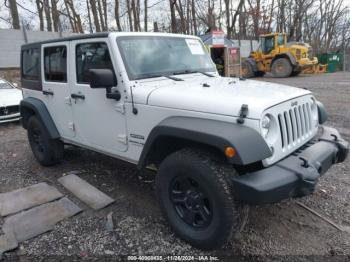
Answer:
[225,147,236,158]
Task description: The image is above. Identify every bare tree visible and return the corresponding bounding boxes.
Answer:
[89,0,101,32]
[35,0,44,31]
[43,0,52,31]
[144,0,148,31]
[114,0,122,31]
[51,0,60,32]
[8,0,20,29]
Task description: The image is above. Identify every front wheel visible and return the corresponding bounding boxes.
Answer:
[271,58,293,77]
[156,148,247,250]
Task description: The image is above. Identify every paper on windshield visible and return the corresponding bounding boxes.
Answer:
[185,39,205,55]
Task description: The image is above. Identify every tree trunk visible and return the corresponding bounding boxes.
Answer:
[191,0,197,35]
[8,0,20,29]
[51,0,60,32]
[87,0,93,33]
[169,0,177,33]
[97,0,106,31]
[102,0,108,30]
[36,0,44,31]
[144,0,148,31]
[131,0,139,31]
[89,0,101,32]
[153,21,159,32]
[224,0,230,38]
[114,0,122,31]
[126,0,133,31]
[43,0,52,31]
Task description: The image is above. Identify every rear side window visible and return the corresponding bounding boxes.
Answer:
[76,42,114,84]
[44,46,67,82]
[22,48,40,80]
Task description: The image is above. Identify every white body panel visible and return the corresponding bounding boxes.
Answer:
[41,41,75,138]
[21,32,319,167]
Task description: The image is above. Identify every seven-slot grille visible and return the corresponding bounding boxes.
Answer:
[0,105,19,116]
[277,102,312,149]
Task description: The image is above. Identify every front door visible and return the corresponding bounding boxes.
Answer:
[69,39,128,153]
[41,42,75,138]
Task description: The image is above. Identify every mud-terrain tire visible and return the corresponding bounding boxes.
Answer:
[271,58,293,77]
[241,60,255,78]
[27,116,63,166]
[156,148,247,250]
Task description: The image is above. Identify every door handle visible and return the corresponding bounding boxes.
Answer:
[71,93,85,100]
[42,90,54,96]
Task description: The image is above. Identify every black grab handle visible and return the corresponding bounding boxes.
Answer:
[71,93,85,100]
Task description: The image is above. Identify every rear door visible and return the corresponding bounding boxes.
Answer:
[41,42,75,138]
[69,38,128,153]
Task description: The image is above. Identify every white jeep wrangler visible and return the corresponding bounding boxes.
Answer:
[20,32,348,250]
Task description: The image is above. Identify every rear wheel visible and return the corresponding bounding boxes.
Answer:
[27,116,63,166]
[271,58,293,77]
[156,148,248,250]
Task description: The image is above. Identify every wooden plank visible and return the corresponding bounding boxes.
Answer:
[0,183,63,217]
[58,174,115,210]
[2,198,82,242]
[0,232,18,254]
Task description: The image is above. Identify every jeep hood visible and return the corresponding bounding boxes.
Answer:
[135,76,311,119]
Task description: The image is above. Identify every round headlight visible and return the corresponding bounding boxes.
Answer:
[261,115,271,138]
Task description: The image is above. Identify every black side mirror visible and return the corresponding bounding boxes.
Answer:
[89,69,117,88]
[89,69,120,101]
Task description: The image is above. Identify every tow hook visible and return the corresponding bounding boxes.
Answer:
[330,134,338,141]
[299,157,309,168]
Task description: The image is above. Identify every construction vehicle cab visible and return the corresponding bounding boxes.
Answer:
[242,33,318,78]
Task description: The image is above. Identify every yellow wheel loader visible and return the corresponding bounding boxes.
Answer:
[242,33,318,78]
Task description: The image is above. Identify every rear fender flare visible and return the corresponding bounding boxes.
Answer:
[20,97,60,139]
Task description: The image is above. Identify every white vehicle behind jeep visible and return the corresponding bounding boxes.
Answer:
[20,32,348,250]
[0,78,22,123]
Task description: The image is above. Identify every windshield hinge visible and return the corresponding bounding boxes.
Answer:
[115,103,125,114]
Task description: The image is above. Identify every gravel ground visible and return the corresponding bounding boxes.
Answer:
[1,72,350,261]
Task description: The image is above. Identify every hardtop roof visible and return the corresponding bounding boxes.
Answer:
[21,32,200,49]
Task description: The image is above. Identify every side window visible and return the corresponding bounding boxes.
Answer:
[44,46,67,82]
[76,42,114,84]
[22,48,40,80]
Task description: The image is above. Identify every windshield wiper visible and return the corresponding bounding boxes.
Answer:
[173,70,215,77]
[135,73,183,81]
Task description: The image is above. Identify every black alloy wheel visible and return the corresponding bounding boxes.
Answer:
[169,175,212,229]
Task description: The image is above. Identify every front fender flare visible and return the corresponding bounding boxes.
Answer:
[138,117,271,169]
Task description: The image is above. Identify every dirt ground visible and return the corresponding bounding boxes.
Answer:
[1,72,350,261]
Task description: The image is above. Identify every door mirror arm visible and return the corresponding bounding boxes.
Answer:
[106,87,121,101]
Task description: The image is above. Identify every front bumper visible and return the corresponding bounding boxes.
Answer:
[232,126,349,205]
[0,113,20,123]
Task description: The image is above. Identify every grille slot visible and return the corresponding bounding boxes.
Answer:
[278,102,312,149]
[0,105,19,116]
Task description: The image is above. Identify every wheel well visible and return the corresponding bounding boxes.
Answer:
[144,136,226,168]
[20,106,36,129]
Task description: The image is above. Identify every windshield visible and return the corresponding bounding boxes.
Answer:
[117,36,216,80]
[0,80,13,89]
[261,36,274,54]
